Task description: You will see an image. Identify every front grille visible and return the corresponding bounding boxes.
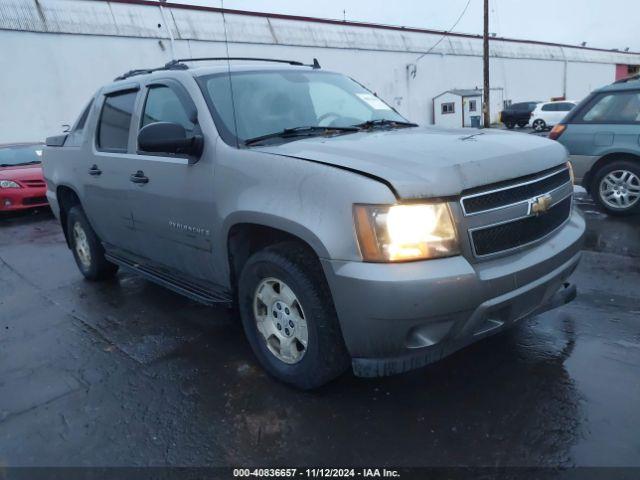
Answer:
[23,180,46,188]
[462,168,570,215]
[22,196,48,206]
[471,196,572,256]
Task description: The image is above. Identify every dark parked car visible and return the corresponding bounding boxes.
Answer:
[500,101,539,129]
[550,75,640,215]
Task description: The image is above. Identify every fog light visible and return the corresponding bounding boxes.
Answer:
[3,199,12,207]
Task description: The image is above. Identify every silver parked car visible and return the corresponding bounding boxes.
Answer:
[44,59,585,389]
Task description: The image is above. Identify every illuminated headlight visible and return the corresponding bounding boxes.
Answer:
[354,203,459,262]
[0,180,21,188]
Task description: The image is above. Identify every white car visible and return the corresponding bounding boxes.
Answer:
[530,101,576,132]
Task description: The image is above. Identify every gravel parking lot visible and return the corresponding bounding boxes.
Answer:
[0,193,639,469]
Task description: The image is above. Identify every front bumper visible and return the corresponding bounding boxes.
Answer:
[321,208,585,377]
[0,187,48,211]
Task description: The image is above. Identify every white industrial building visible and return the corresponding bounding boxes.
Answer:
[1,0,640,143]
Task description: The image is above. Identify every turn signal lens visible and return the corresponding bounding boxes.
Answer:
[566,161,575,184]
[353,203,459,262]
[549,124,566,140]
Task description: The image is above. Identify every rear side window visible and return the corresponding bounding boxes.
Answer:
[141,86,195,134]
[97,90,137,152]
[541,103,556,112]
[579,92,640,123]
[556,102,575,111]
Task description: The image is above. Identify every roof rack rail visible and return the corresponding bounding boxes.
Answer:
[164,57,322,69]
[114,57,321,81]
[613,73,640,84]
[115,68,154,81]
[114,67,169,81]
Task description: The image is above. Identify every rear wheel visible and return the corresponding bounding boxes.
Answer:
[532,119,546,132]
[238,242,350,389]
[67,206,119,280]
[592,160,640,216]
[505,121,515,129]
[517,121,528,128]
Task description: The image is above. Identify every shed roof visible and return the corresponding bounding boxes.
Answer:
[433,89,483,100]
[449,89,483,97]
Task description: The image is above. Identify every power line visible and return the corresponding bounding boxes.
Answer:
[413,0,473,64]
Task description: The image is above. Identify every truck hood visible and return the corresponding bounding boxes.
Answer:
[254,127,567,199]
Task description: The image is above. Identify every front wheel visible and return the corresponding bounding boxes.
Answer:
[505,121,515,129]
[517,121,528,128]
[592,160,640,216]
[532,119,546,132]
[67,206,119,280]
[238,242,350,389]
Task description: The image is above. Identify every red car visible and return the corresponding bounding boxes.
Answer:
[0,143,48,212]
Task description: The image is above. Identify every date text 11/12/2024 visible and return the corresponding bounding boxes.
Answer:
[233,468,401,478]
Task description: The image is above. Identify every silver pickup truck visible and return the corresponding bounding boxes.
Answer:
[44,59,585,389]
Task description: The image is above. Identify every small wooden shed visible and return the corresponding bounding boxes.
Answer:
[433,89,483,128]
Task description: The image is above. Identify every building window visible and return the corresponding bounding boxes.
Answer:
[469,100,477,112]
[441,102,455,114]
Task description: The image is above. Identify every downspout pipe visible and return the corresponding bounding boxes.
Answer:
[560,46,568,99]
[158,0,176,60]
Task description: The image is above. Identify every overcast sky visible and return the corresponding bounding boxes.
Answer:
[171,0,640,52]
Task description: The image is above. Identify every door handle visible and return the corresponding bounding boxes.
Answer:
[130,170,149,184]
[88,165,102,176]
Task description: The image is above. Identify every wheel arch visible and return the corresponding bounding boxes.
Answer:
[224,213,331,291]
[583,151,640,191]
[56,184,82,248]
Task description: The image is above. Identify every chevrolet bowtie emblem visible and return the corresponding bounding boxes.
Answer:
[530,194,552,216]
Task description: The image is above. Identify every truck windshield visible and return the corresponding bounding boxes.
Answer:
[199,70,408,146]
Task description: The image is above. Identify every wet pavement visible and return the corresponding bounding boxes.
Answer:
[0,193,639,469]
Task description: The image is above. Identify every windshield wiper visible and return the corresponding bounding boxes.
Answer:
[354,119,418,130]
[244,126,359,146]
[0,161,41,167]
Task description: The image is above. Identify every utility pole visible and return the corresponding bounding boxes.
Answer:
[483,0,490,128]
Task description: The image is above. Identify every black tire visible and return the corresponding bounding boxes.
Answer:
[532,119,546,132]
[238,241,350,389]
[517,121,528,128]
[591,160,640,216]
[505,121,515,129]
[66,206,119,280]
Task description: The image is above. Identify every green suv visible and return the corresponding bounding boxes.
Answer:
[550,75,640,215]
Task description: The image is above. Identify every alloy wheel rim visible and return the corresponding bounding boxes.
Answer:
[533,120,543,131]
[73,222,92,268]
[253,277,308,365]
[599,170,640,210]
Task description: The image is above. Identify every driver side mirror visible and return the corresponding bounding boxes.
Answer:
[138,122,203,160]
